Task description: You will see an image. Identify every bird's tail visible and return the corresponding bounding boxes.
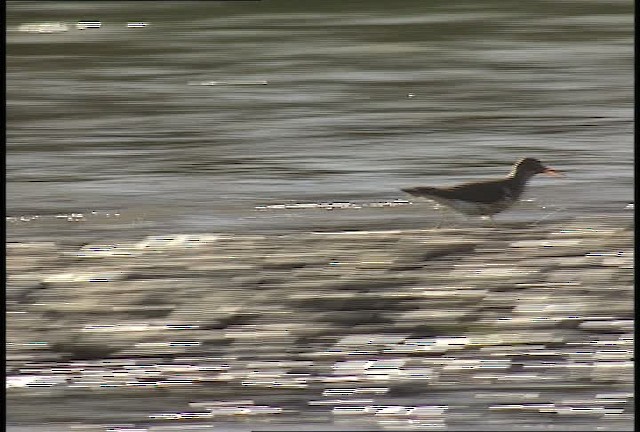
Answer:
[401,187,416,196]
[401,187,437,197]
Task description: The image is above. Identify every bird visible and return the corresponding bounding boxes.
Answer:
[401,157,562,222]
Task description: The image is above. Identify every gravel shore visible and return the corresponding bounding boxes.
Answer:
[6,215,634,431]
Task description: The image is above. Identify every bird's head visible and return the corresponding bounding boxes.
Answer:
[513,157,563,178]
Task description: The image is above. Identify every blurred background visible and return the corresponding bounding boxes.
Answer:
[6,1,634,431]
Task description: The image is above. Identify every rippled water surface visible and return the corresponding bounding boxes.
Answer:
[6,1,634,431]
[7,0,633,243]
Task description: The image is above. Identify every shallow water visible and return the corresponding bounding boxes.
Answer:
[6,0,633,244]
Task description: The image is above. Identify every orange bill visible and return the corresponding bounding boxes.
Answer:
[543,167,564,177]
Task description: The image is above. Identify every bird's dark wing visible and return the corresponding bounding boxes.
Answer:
[403,178,515,204]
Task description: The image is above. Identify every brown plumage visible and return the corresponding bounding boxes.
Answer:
[402,158,562,217]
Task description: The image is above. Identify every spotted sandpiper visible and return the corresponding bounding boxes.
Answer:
[401,157,563,222]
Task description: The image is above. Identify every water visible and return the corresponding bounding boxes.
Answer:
[6,0,634,244]
[6,1,634,430]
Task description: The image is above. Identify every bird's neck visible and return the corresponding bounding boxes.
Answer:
[508,169,536,184]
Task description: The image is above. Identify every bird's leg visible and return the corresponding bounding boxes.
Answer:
[434,204,456,229]
[443,207,469,229]
[434,206,445,229]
